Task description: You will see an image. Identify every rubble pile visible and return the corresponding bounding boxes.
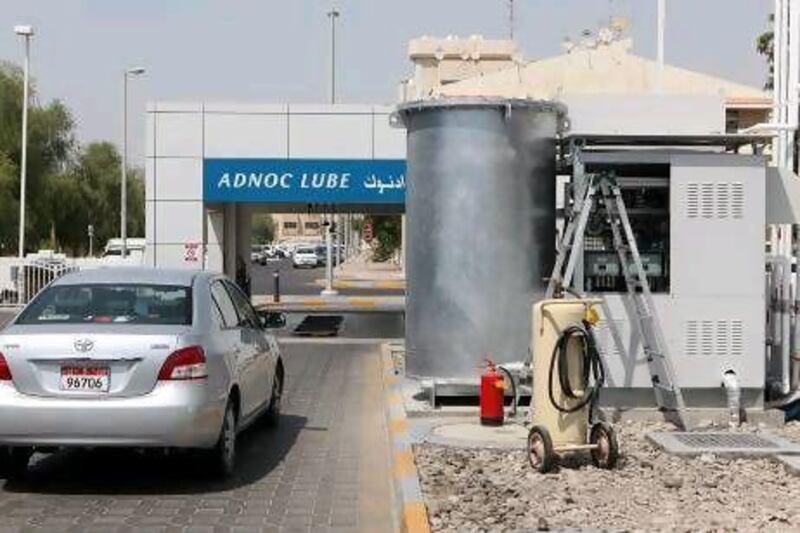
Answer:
[416,421,800,531]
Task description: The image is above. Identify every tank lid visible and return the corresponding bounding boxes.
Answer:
[393,97,567,128]
[395,96,565,116]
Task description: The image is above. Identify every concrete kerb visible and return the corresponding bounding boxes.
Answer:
[380,342,431,533]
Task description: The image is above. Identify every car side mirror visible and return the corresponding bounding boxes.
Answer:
[260,311,287,330]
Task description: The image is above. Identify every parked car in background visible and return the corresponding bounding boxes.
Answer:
[292,246,319,268]
[0,268,285,479]
[315,245,328,267]
[101,238,146,265]
[250,246,263,264]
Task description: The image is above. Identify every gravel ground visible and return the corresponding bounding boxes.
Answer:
[416,420,800,532]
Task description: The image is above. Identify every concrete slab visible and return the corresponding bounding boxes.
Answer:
[647,431,800,458]
[420,420,528,450]
[777,454,800,475]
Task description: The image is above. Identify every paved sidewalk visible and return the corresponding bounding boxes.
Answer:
[314,260,406,290]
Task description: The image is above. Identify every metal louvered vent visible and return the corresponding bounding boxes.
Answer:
[700,183,714,218]
[686,183,699,218]
[731,182,744,218]
[684,182,744,220]
[685,319,743,357]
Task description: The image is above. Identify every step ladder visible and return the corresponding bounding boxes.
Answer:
[547,173,688,429]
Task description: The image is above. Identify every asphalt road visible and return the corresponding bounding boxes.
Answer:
[0,341,397,532]
[251,259,405,297]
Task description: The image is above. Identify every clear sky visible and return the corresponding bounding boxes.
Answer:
[1,0,771,162]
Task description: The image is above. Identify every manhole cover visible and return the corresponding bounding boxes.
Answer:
[674,433,778,449]
[292,315,343,337]
[647,432,800,458]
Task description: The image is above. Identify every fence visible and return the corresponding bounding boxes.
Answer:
[0,255,107,308]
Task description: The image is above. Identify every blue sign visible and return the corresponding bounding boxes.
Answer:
[203,158,406,204]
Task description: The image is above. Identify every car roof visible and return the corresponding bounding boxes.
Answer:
[51,267,212,287]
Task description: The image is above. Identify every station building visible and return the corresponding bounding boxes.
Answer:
[145,29,770,280]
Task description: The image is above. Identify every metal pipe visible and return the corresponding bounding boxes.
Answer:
[722,370,741,427]
[775,0,786,164]
[793,225,800,389]
[768,255,792,395]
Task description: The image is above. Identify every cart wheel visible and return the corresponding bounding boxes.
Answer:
[590,422,619,469]
[527,425,556,473]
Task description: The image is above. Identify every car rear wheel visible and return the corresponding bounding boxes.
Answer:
[210,400,237,478]
[264,368,283,427]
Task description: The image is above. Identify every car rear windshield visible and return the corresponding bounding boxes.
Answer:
[16,284,192,325]
[296,248,315,254]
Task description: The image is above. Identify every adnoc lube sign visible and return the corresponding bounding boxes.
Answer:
[203,159,406,204]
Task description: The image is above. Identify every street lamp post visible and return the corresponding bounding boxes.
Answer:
[322,7,340,297]
[327,7,339,104]
[14,24,33,259]
[121,67,145,259]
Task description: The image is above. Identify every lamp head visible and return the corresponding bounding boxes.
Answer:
[14,25,34,36]
[126,67,146,76]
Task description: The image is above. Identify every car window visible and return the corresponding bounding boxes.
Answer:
[210,281,239,328]
[16,284,192,325]
[224,281,261,329]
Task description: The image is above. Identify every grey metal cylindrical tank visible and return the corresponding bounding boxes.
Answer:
[397,98,564,379]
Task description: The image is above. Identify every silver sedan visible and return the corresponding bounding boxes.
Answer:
[0,268,284,478]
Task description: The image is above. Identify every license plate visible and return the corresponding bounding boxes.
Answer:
[60,366,110,392]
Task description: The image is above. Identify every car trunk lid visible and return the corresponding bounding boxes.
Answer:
[0,326,190,398]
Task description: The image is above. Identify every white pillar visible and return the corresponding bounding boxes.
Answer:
[18,34,30,259]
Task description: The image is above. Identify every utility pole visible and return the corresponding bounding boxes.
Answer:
[14,25,33,259]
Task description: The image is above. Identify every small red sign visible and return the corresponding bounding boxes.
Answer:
[184,242,200,262]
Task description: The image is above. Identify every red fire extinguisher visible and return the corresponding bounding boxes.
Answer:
[480,359,506,426]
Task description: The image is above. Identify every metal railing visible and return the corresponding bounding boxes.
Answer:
[0,256,80,308]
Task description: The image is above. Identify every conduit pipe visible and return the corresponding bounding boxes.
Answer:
[768,255,793,395]
[793,227,800,390]
[722,370,741,427]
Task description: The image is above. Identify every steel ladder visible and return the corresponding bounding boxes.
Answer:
[546,173,688,429]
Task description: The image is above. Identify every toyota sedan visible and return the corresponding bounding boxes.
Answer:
[0,268,284,478]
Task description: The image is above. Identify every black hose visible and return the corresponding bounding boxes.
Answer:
[548,320,605,414]
[497,365,517,417]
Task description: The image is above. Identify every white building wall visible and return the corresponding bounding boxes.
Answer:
[145,102,405,273]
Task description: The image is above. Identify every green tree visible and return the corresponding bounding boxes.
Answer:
[252,214,276,244]
[757,14,775,89]
[0,62,77,253]
[367,215,401,262]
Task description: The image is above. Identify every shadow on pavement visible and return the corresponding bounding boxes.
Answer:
[1,414,309,495]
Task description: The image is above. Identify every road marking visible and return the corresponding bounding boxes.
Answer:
[348,298,376,307]
[404,502,431,533]
[390,418,409,434]
[381,343,431,533]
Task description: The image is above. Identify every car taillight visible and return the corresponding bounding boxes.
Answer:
[0,352,12,381]
[158,346,208,381]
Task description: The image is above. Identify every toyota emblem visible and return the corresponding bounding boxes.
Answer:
[74,339,95,352]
